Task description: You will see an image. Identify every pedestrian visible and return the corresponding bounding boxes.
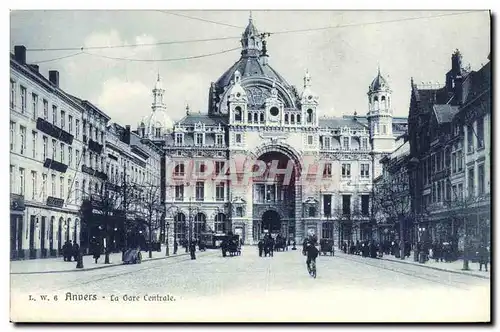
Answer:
[189,241,196,260]
[92,242,101,264]
[477,244,489,272]
[72,242,80,262]
[173,240,178,255]
[258,239,263,257]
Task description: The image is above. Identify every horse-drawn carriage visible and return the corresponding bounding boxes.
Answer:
[122,247,142,264]
[222,234,241,257]
[319,239,335,256]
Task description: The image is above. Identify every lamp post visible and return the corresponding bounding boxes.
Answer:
[165,222,170,256]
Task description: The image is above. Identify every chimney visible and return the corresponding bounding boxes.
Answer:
[451,49,462,76]
[14,45,26,65]
[49,70,60,87]
[124,125,131,144]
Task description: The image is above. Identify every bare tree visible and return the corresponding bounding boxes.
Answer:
[135,182,163,259]
[372,167,412,259]
[79,180,138,264]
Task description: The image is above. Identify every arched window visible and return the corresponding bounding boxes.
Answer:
[307,109,313,123]
[194,213,206,239]
[291,114,295,124]
[381,95,387,109]
[284,114,289,124]
[66,218,71,241]
[259,113,264,122]
[174,213,186,242]
[297,114,301,124]
[234,106,242,122]
[254,113,258,123]
[214,213,226,233]
[248,112,252,122]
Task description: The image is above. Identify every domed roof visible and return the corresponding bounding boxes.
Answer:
[369,67,390,92]
[243,16,259,38]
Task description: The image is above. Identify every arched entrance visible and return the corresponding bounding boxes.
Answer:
[251,147,300,242]
[262,210,281,233]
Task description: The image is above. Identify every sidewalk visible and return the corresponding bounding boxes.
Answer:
[10,245,190,275]
[337,251,490,279]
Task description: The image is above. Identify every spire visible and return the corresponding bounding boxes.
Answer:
[186,103,190,115]
[241,14,261,57]
[249,10,253,22]
[304,69,311,88]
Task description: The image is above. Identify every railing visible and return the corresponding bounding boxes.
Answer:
[36,118,74,145]
[43,158,68,173]
[88,138,103,154]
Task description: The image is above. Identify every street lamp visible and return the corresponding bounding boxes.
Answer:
[165,222,170,256]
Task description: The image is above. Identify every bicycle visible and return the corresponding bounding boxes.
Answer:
[307,259,317,278]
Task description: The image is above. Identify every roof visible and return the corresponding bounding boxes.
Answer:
[433,104,459,124]
[215,56,291,90]
[320,116,368,130]
[369,69,390,92]
[461,60,491,106]
[66,94,111,121]
[412,86,451,114]
[177,113,228,126]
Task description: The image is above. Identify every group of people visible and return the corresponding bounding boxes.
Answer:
[257,234,283,257]
[62,240,80,262]
[342,240,381,258]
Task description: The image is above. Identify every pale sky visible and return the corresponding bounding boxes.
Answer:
[10,10,490,128]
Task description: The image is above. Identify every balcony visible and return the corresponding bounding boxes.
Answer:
[105,182,121,192]
[94,170,108,181]
[432,167,451,181]
[46,196,64,208]
[36,118,74,145]
[88,138,103,154]
[81,165,96,176]
[43,158,68,173]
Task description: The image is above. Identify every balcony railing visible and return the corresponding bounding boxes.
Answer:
[43,158,68,173]
[36,118,74,145]
[88,138,103,154]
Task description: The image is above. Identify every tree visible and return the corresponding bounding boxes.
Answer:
[372,164,412,259]
[79,179,138,264]
[135,182,163,259]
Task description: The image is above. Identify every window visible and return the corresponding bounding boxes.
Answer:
[341,164,351,178]
[446,181,451,202]
[457,150,463,171]
[436,152,441,172]
[10,165,14,192]
[452,152,457,173]
[40,101,47,121]
[42,174,47,198]
[60,177,64,199]
[343,137,349,150]
[478,164,485,195]
[195,133,203,145]
[468,167,475,197]
[31,171,37,200]
[175,133,184,145]
[41,136,48,160]
[195,161,206,175]
[216,183,225,201]
[477,116,484,149]
[307,135,313,145]
[20,86,27,113]
[236,207,243,217]
[19,168,25,195]
[306,109,313,123]
[60,143,65,164]
[445,148,451,168]
[75,181,79,202]
[216,134,223,146]
[235,134,242,143]
[31,131,37,159]
[195,182,204,201]
[10,122,15,151]
[362,137,368,150]
[32,93,38,120]
[361,195,370,215]
[297,114,301,123]
[458,183,464,201]
[360,163,370,178]
[68,115,73,133]
[259,113,264,122]
[284,114,288,124]
[60,110,65,129]
[174,161,185,176]
[323,137,331,149]
[215,213,226,233]
[175,185,184,201]
[467,124,474,152]
[342,195,351,215]
[68,147,73,167]
[234,106,242,121]
[20,126,26,155]
[323,194,332,217]
[323,163,332,178]
[75,119,80,138]
[382,124,387,135]
[437,181,442,202]
[10,80,15,108]
[52,139,57,159]
[52,105,57,125]
[215,161,225,175]
[100,131,104,144]
[308,206,316,217]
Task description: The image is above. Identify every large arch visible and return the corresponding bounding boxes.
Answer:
[174,213,186,242]
[248,142,304,175]
[194,212,207,239]
[261,210,282,233]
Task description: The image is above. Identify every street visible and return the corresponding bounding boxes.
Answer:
[11,247,490,322]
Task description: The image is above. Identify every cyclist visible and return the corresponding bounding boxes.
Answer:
[304,241,319,276]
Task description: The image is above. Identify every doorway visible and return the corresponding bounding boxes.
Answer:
[262,210,281,234]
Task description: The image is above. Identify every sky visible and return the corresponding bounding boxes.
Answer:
[9,10,490,128]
